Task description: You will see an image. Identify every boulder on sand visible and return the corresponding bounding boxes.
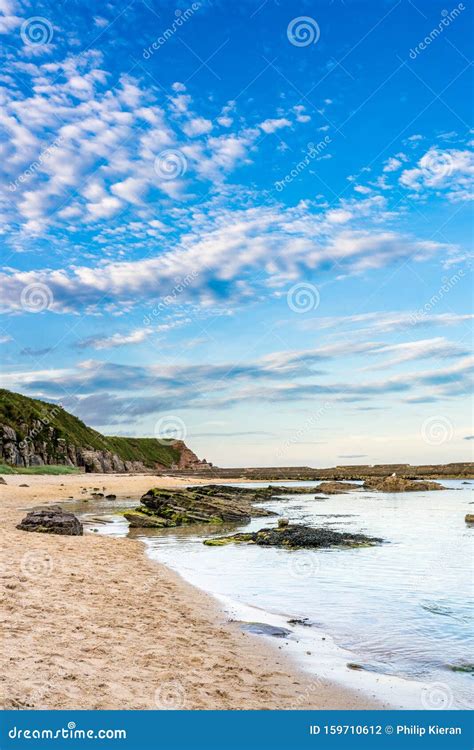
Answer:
[363,477,445,492]
[16,505,83,535]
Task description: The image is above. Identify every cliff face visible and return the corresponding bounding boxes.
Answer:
[171,440,213,470]
[0,421,211,474]
[0,420,150,472]
[0,389,210,474]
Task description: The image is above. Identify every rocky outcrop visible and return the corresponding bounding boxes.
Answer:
[363,477,445,492]
[170,440,213,471]
[78,449,148,474]
[124,485,285,528]
[16,505,83,535]
[169,462,474,480]
[0,421,202,474]
[189,484,317,500]
[316,481,360,494]
[204,523,383,549]
[125,483,345,529]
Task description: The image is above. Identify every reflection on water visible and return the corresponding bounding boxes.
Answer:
[69,480,473,708]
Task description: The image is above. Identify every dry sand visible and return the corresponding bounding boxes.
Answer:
[0,472,382,710]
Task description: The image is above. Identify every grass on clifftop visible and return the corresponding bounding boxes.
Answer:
[0,389,181,468]
[0,463,82,475]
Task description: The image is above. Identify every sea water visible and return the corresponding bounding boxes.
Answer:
[75,480,473,709]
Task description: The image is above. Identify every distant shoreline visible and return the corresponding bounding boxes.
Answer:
[1,461,473,480]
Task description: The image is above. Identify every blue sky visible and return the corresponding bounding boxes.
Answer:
[0,0,473,467]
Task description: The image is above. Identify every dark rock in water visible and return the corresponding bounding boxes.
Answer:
[347,662,365,671]
[204,523,382,549]
[287,617,311,627]
[91,492,104,499]
[16,505,83,535]
[278,517,289,528]
[363,477,445,492]
[449,663,474,674]
[317,481,360,494]
[105,494,117,500]
[239,622,292,638]
[465,514,474,524]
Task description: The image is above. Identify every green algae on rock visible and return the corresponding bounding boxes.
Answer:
[125,485,278,528]
[204,523,383,550]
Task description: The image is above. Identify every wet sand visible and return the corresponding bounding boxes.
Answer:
[0,472,382,709]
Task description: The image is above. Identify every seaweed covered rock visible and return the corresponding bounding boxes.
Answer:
[190,484,317,499]
[124,510,172,528]
[125,486,274,528]
[125,484,324,529]
[363,477,445,492]
[16,505,83,535]
[204,523,382,549]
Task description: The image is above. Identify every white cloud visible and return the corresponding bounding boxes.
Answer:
[259,117,291,134]
[87,195,123,219]
[77,328,153,350]
[111,177,147,205]
[383,157,403,173]
[367,337,468,369]
[0,200,453,314]
[182,116,213,137]
[399,147,474,201]
[308,311,474,334]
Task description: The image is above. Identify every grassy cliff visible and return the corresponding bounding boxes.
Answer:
[0,389,181,468]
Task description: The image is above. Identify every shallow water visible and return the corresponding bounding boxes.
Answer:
[72,479,474,709]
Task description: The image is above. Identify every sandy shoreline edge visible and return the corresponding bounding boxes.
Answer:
[1,473,385,710]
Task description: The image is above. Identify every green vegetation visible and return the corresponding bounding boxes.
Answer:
[0,463,81,475]
[0,389,181,469]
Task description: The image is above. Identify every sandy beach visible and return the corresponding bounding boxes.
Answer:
[0,472,382,710]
